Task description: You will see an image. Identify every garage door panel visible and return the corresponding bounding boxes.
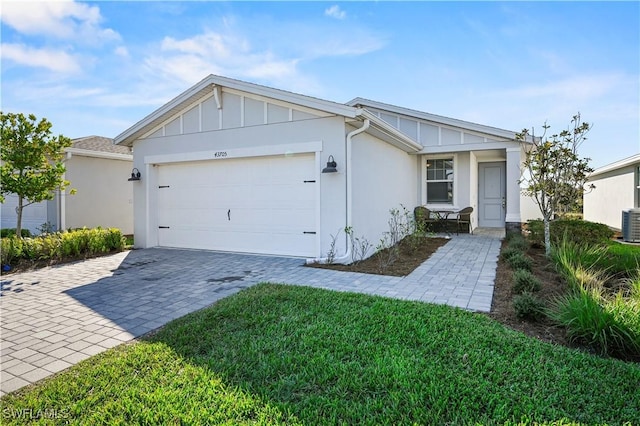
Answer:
[157,154,316,256]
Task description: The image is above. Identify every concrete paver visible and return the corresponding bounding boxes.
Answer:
[0,229,503,396]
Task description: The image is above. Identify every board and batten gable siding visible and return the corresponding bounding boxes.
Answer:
[584,162,638,230]
[366,107,509,150]
[351,130,419,258]
[141,88,331,140]
[131,115,349,257]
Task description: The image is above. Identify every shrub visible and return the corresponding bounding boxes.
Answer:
[0,227,125,266]
[527,219,613,247]
[513,269,542,294]
[507,252,533,271]
[513,292,546,320]
[500,246,524,262]
[506,234,529,252]
[0,236,23,264]
[0,228,31,238]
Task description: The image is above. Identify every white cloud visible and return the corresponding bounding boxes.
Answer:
[1,43,82,73]
[114,46,129,58]
[325,5,346,20]
[1,0,120,43]
[145,30,302,88]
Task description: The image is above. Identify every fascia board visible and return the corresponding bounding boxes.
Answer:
[589,153,640,178]
[211,75,359,118]
[348,97,527,142]
[359,110,423,153]
[115,75,215,146]
[115,74,359,147]
[65,147,133,161]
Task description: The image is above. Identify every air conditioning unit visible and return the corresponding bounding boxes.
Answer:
[622,209,640,243]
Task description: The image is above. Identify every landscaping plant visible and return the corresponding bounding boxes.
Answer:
[548,238,640,360]
[1,227,126,267]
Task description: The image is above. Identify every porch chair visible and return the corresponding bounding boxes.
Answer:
[414,206,437,232]
[456,207,474,235]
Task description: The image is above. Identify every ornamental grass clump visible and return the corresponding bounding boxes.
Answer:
[548,239,640,360]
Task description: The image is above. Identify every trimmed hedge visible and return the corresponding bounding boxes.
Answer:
[0,228,32,238]
[527,219,614,247]
[1,228,125,265]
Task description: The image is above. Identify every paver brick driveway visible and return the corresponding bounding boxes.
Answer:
[1,233,501,396]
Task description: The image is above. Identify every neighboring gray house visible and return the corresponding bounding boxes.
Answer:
[115,75,536,260]
[584,154,640,230]
[0,136,134,235]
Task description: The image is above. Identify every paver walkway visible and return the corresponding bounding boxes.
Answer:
[0,230,502,396]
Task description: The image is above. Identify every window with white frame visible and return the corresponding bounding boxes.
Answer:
[426,158,454,204]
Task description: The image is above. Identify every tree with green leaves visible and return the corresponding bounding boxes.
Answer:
[1,112,73,237]
[517,113,594,256]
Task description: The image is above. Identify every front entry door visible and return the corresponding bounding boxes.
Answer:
[478,162,506,227]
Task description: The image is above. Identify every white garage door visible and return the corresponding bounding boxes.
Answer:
[156,154,317,256]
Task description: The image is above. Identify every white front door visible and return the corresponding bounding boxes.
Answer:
[156,154,317,256]
[478,162,506,227]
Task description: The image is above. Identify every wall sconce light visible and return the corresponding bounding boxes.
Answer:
[322,155,338,173]
[128,168,141,181]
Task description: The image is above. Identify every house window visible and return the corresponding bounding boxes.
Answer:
[426,158,454,204]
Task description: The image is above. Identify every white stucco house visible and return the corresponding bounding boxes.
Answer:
[1,136,134,235]
[583,154,640,230]
[115,75,536,260]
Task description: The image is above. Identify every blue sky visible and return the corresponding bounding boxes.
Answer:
[1,1,638,169]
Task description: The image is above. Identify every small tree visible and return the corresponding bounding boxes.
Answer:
[0,112,73,237]
[517,113,593,256]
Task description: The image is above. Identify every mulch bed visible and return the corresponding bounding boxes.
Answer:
[488,240,571,347]
[306,236,450,277]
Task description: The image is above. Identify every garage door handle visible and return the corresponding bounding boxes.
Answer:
[159,226,170,229]
[228,209,231,221]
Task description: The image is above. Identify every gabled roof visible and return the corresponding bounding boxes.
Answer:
[346,97,522,141]
[72,136,131,155]
[114,75,421,153]
[68,136,132,160]
[115,75,352,145]
[588,153,640,178]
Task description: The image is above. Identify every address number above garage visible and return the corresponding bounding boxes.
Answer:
[144,141,322,165]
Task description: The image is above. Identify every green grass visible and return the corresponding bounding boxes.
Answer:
[2,284,639,425]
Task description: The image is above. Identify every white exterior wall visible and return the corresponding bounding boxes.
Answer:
[132,116,349,258]
[0,195,49,234]
[351,132,418,258]
[584,165,636,229]
[64,155,134,234]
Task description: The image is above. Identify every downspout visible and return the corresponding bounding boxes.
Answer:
[307,118,370,264]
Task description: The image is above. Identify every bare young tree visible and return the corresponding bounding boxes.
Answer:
[517,113,594,255]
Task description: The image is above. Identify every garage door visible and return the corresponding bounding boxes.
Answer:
[156,154,317,256]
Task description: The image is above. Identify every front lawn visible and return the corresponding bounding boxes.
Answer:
[2,284,638,425]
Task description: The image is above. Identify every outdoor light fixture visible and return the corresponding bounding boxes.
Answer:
[128,168,141,181]
[322,155,337,173]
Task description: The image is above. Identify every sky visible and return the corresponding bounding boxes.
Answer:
[1,1,638,169]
